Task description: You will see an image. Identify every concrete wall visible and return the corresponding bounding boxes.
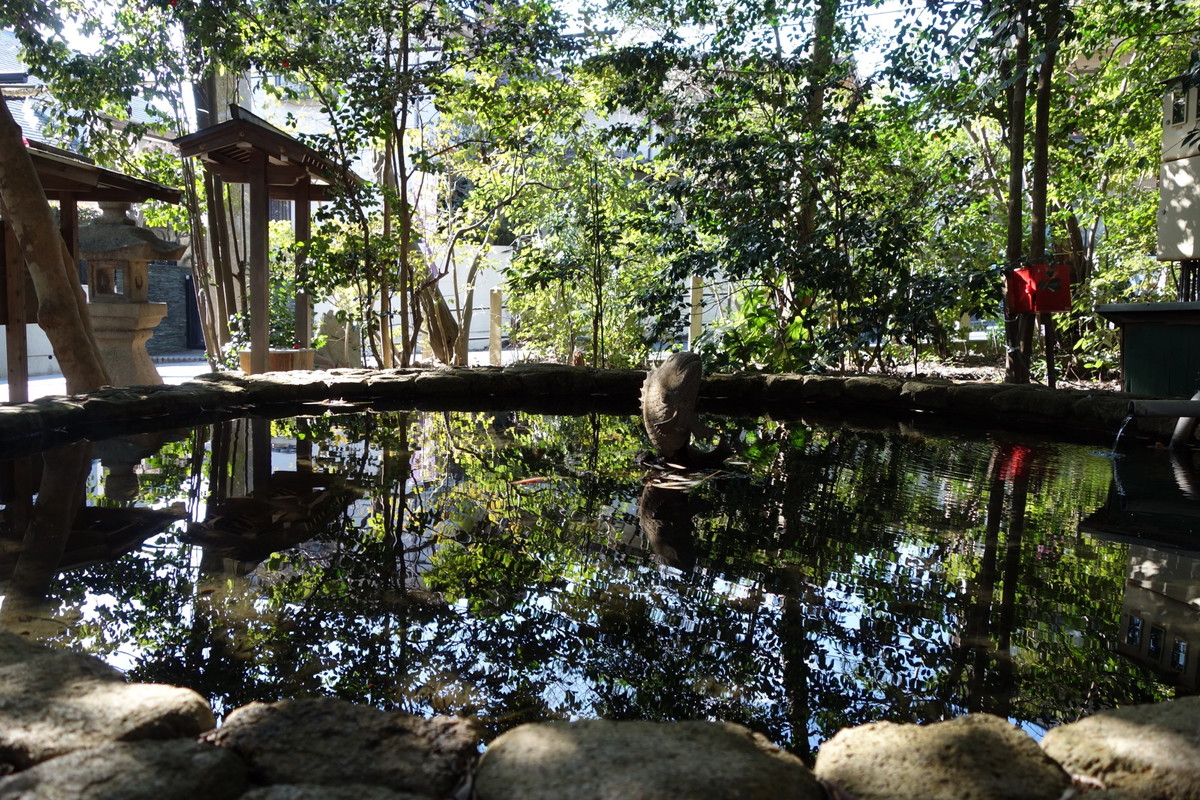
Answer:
[0,324,58,376]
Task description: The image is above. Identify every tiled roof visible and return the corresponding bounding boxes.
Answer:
[0,29,31,76]
[1,28,168,140]
[4,96,52,142]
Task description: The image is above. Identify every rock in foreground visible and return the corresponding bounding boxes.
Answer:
[474,719,824,800]
[813,714,1070,800]
[0,632,215,771]
[202,697,480,797]
[0,739,245,800]
[1041,696,1200,799]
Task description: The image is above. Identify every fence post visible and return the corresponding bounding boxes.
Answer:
[490,288,502,366]
[688,275,703,350]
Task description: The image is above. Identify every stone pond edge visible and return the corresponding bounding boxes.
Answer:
[0,365,1176,456]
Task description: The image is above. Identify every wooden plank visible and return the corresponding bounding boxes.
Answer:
[0,215,7,328]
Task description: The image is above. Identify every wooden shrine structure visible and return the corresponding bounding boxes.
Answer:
[0,140,181,402]
[174,105,361,374]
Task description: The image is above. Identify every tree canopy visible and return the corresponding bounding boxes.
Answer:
[2,0,1198,378]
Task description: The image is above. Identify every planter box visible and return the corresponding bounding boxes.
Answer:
[239,348,316,374]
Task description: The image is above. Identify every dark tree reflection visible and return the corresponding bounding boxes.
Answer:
[0,411,1181,748]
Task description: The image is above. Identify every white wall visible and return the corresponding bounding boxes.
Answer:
[0,324,60,376]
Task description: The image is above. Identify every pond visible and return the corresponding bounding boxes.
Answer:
[0,408,1194,761]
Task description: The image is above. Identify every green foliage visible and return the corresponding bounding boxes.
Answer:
[8,0,1200,375]
[503,144,668,368]
[581,1,1013,372]
[221,221,326,364]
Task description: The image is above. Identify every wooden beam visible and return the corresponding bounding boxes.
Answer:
[34,176,99,193]
[272,184,335,202]
[248,148,270,374]
[27,156,99,190]
[200,150,324,186]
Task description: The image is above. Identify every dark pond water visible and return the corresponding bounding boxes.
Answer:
[0,409,1196,759]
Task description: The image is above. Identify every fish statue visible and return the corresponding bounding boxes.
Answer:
[640,351,730,467]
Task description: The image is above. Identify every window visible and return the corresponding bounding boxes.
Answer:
[1170,82,1188,125]
[1126,615,1143,646]
[1149,626,1165,659]
[1171,639,1188,673]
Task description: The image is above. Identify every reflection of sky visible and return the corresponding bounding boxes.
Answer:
[17,414,1180,749]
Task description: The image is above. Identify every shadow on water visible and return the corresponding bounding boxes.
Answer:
[0,408,1194,758]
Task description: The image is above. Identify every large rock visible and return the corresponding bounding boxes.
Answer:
[203,698,480,796]
[0,633,215,771]
[1040,697,1200,799]
[0,739,245,800]
[473,719,824,800]
[813,714,1070,800]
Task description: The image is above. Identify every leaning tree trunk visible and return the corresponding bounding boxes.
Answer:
[0,100,110,393]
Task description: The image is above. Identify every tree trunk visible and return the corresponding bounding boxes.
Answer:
[1028,0,1059,265]
[192,71,238,358]
[0,101,110,393]
[418,283,460,364]
[1003,2,1032,385]
[1029,0,1061,388]
[794,0,839,255]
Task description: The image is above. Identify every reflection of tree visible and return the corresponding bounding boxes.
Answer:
[0,443,92,632]
[948,443,1031,718]
[0,440,184,640]
[14,411,1172,743]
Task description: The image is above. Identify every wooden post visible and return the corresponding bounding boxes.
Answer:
[688,275,703,350]
[248,150,269,374]
[0,208,28,403]
[59,196,78,269]
[1182,260,1199,302]
[489,288,502,366]
[294,177,311,349]
[250,417,271,496]
[1042,312,1056,390]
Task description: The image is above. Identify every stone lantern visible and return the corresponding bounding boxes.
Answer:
[79,202,187,387]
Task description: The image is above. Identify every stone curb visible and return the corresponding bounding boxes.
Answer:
[0,633,1195,799]
[0,366,1172,457]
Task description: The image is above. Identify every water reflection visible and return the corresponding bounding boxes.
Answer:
[0,441,183,637]
[0,411,1189,759]
[639,482,701,572]
[1081,447,1200,691]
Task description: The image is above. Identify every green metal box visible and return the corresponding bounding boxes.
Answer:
[1097,302,1200,398]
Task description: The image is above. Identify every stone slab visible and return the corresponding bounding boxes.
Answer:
[0,633,215,771]
[0,739,245,800]
[203,698,480,797]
